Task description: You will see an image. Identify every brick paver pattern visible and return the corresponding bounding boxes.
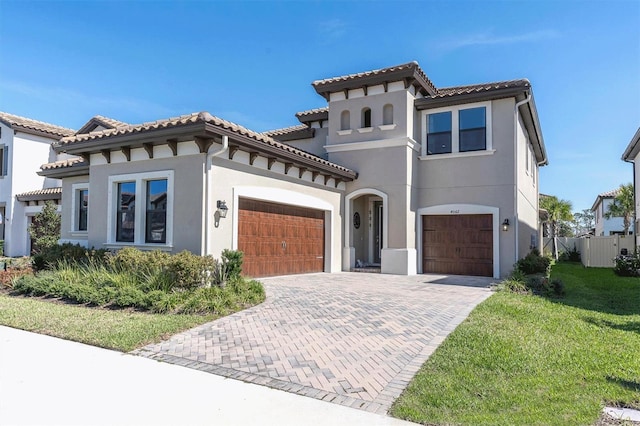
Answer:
[135,273,493,414]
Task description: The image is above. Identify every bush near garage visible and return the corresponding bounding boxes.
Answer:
[12,246,264,315]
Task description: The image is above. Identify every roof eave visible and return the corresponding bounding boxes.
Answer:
[38,165,90,179]
[16,191,62,202]
[415,86,527,110]
[269,128,316,142]
[520,91,548,166]
[296,111,329,124]
[313,66,434,101]
[622,128,640,162]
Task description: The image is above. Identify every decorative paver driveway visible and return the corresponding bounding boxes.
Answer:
[135,273,493,414]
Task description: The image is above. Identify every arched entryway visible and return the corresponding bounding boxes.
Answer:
[344,189,388,270]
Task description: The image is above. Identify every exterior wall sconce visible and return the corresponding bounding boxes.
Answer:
[502,219,510,231]
[217,200,229,219]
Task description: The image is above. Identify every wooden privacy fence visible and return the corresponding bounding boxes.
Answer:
[542,236,635,268]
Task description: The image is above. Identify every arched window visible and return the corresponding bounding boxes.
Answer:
[383,104,394,125]
[340,110,350,131]
[361,108,371,128]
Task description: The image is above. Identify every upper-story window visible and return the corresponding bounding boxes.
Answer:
[383,104,394,125]
[423,101,492,157]
[0,145,7,176]
[340,110,350,130]
[361,108,372,128]
[427,112,452,154]
[459,107,486,152]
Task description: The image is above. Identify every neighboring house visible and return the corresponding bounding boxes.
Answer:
[591,188,634,236]
[40,61,547,278]
[621,127,640,247]
[0,112,75,256]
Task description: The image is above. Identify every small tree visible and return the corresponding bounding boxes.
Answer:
[28,201,61,254]
[605,183,634,236]
[572,209,595,236]
[540,195,573,260]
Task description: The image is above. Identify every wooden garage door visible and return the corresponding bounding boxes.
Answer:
[422,214,493,277]
[238,198,325,277]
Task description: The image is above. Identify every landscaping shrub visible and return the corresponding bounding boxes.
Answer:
[559,245,581,262]
[32,243,109,271]
[613,254,640,277]
[221,249,244,280]
[515,249,551,275]
[550,278,566,296]
[11,247,264,315]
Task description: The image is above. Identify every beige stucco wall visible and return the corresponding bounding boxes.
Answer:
[208,155,344,273]
[60,175,90,245]
[516,114,541,259]
[415,98,519,277]
[87,154,206,254]
[284,127,329,159]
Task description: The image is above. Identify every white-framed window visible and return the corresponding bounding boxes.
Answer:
[71,183,89,233]
[0,144,7,177]
[422,101,492,157]
[107,170,174,246]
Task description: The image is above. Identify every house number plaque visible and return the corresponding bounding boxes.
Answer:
[353,212,361,229]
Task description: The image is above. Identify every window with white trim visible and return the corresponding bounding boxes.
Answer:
[108,170,173,246]
[71,183,90,232]
[423,101,492,157]
[0,145,7,177]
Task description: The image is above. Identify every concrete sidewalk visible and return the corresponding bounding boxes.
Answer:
[0,326,415,426]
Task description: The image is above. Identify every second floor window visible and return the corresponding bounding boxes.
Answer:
[427,111,452,154]
[361,108,371,128]
[459,107,486,152]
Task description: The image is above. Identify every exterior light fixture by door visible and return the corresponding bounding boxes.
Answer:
[502,218,510,231]
[217,200,229,219]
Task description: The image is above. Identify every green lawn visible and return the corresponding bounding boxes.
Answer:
[0,294,214,352]
[390,263,640,425]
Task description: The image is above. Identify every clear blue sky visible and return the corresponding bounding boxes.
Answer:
[1,0,638,212]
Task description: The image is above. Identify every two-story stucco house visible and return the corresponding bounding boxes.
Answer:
[621,127,640,247]
[41,61,547,278]
[591,188,634,236]
[0,112,76,256]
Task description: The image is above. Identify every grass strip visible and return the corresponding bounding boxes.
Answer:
[390,262,640,425]
[0,294,214,352]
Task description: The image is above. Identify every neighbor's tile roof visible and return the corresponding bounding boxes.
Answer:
[433,79,531,98]
[263,124,309,137]
[598,188,621,198]
[56,112,355,175]
[15,187,62,201]
[40,157,87,171]
[0,111,74,137]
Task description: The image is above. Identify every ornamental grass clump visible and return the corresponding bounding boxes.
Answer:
[12,247,264,315]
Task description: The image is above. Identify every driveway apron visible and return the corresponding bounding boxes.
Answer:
[135,273,493,415]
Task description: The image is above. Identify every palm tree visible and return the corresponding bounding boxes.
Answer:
[605,183,634,236]
[540,195,573,260]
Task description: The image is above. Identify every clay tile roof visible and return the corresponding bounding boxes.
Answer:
[433,79,531,98]
[295,107,329,118]
[263,124,309,137]
[92,115,129,129]
[0,111,74,138]
[599,188,621,198]
[16,187,62,202]
[40,157,87,170]
[56,112,355,177]
[312,61,437,98]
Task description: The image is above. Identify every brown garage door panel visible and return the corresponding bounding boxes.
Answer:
[238,199,325,278]
[422,214,493,277]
